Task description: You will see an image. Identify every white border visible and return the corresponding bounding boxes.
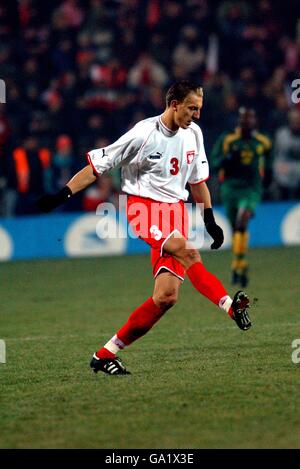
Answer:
[154,266,184,282]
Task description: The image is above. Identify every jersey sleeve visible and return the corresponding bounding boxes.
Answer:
[188,126,209,185]
[256,132,273,185]
[87,123,145,176]
[258,133,273,171]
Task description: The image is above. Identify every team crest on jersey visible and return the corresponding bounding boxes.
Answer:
[186,150,195,164]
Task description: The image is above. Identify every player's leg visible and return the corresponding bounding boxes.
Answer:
[115,271,181,346]
[163,233,251,330]
[233,206,252,287]
[90,271,181,375]
[233,190,261,287]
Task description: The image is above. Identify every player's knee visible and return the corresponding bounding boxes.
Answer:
[164,236,186,257]
[164,237,201,267]
[236,210,252,231]
[184,248,201,264]
[235,222,247,232]
[153,290,178,311]
[176,247,201,269]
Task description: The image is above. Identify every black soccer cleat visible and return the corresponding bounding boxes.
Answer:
[231,290,252,331]
[90,353,131,375]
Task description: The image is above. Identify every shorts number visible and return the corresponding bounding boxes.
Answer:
[170,157,179,175]
[150,225,162,241]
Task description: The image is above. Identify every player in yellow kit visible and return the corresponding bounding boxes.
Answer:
[211,107,272,287]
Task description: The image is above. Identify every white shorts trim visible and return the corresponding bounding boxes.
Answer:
[154,266,184,282]
[160,229,183,257]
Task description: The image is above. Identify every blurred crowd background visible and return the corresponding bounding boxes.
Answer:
[0,0,300,216]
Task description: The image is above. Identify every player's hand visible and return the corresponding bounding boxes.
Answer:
[36,186,73,213]
[204,208,224,250]
[205,222,224,249]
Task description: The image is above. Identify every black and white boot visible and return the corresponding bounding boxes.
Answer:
[90,353,130,375]
[231,290,252,331]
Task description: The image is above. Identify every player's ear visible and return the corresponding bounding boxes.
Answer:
[170,99,178,111]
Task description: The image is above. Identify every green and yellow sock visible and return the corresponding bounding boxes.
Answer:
[231,231,249,274]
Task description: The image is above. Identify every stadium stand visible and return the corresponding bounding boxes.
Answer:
[0,0,299,214]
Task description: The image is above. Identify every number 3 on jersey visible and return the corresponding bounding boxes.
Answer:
[170,157,179,175]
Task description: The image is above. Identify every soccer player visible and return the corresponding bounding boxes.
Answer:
[38,81,252,375]
[211,107,272,287]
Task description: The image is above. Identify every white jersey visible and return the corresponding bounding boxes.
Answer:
[87,115,209,203]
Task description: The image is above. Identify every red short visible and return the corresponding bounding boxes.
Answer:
[126,195,188,281]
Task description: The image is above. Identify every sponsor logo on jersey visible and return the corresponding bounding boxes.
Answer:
[149,152,162,160]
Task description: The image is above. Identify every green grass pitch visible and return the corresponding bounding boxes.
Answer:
[0,246,300,449]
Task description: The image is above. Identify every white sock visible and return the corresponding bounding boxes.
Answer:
[219,295,233,314]
[104,334,126,355]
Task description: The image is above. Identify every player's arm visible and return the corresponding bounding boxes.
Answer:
[37,124,144,213]
[188,127,224,249]
[189,182,224,250]
[67,165,96,194]
[189,180,212,208]
[37,165,97,213]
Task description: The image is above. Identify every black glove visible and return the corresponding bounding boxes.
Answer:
[36,186,73,213]
[204,208,224,249]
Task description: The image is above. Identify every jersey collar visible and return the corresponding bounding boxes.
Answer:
[158,115,179,137]
[235,126,255,139]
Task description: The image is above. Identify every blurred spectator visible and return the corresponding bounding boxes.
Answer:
[127,52,168,89]
[147,32,171,68]
[172,24,206,79]
[154,0,184,52]
[51,38,75,74]
[0,104,11,215]
[82,0,107,33]
[82,173,119,212]
[90,58,127,90]
[219,93,239,132]
[77,114,107,153]
[9,136,51,215]
[50,133,82,211]
[267,92,289,134]
[58,0,84,29]
[273,108,300,199]
[51,134,75,192]
[216,0,252,77]
[139,85,165,116]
